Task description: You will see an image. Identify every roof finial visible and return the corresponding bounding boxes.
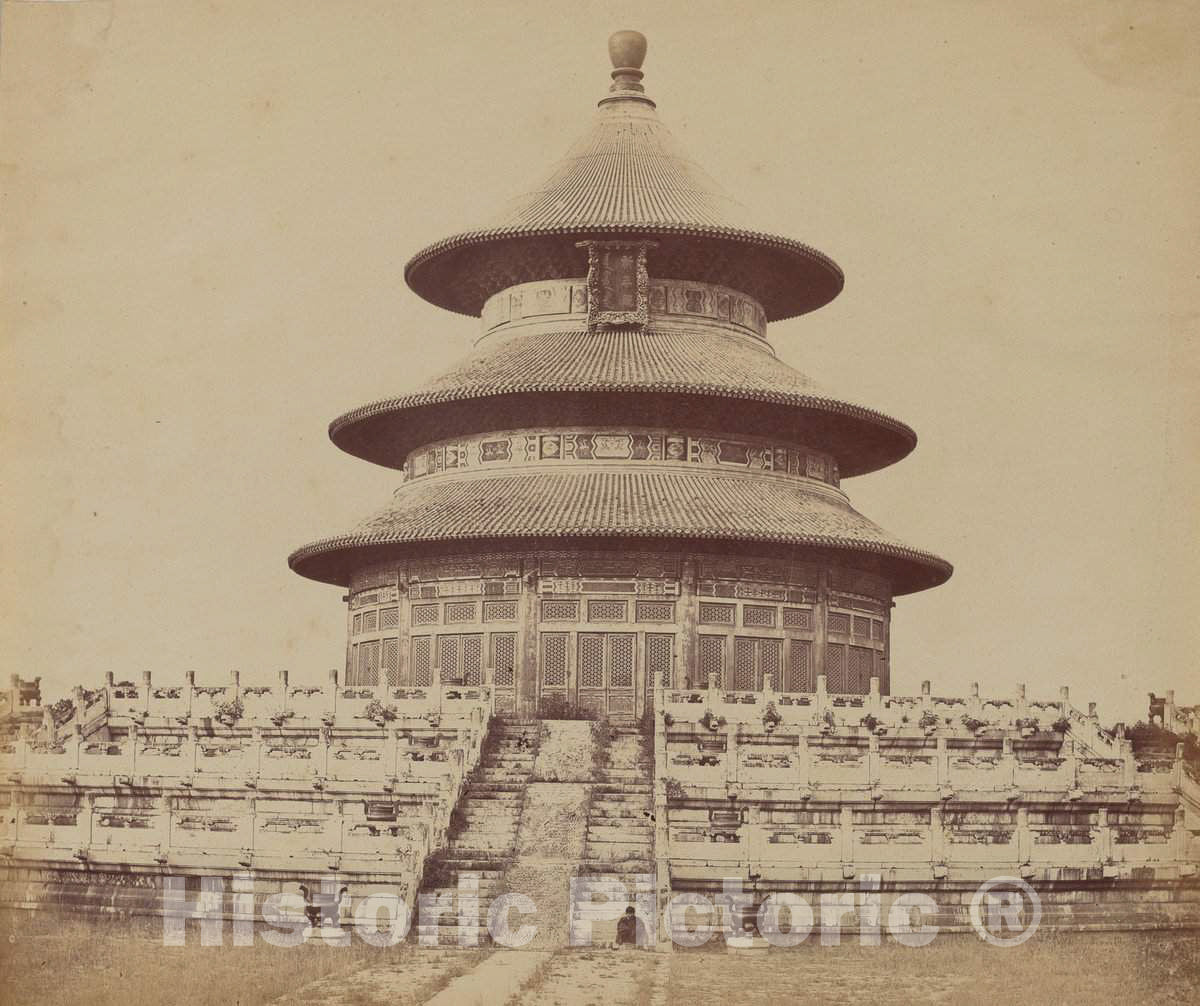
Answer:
[601,30,655,108]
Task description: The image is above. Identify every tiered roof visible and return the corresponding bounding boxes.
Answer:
[289,31,951,595]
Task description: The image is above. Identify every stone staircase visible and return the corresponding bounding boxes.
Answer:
[571,723,657,947]
[414,718,539,946]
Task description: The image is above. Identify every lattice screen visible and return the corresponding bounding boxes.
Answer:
[827,612,852,635]
[462,635,483,685]
[610,635,634,688]
[359,640,380,686]
[439,636,459,679]
[872,619,885,641]
[445,602,477,625]
[483,600,518,622]
[352,613,362,634]
[787,640,812,692]
[698,635,724,688]
[492,633,516,687]
[647,633,674,687]
[411,636,432,686]
[380,606,399,630]
[412,604,439,626]
[733,638,756,690]
[588,599,627,622]
[699,602,735,625]
[362,610,378,632]
[761,638,782,683]
[850,645,874,692]
[782,607,813,630]
[825,643,846,692]
[636,601,675,622]
[852,616,872,638]
[743,605,776,628]
[542,600,579,621]
[382,638,399,686]
[578,634,604,688]
[542,633,568,686]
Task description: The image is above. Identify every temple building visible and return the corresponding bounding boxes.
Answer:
[1,31,1196,941]
[288,29,951,719]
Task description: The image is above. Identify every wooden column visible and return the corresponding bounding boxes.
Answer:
[813,568,829,686]
[679,555,697,689]
[519,565,539,718]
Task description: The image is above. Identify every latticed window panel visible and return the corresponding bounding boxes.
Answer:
[358,640,380,686]
[872,619,885,641]
[761,638,782,685]
[542,633,568,686]
[698,602,735,625]
[609,634,635,688]
[352,613,362,635]
[646,633,674,687]
[787,640,813,692]
[355,592,379,607]
[588,599,627,622]
[849,645,875,693]
[445,601,477,625]
[346,644,360,686]
[380,606,399,630]
[382,638,399,686]
[412,604,439,626]
[362,610,378,633]
[852,616,872,638]
[636,601,675,623]
[827,612,852,635]
[483,600,518,622]
[462,634,483,686]
[825,643,847,692]
[743,605,776,628]
[733,638,756,691]
[491,633,516,687]
[439,635,460,680]
[782,607,813,630]
[542,599,580,621]
[411,636,432,687]
[578,634,605,689]
[698,635,725,688]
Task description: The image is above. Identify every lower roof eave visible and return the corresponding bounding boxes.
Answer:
[287,530,952,596]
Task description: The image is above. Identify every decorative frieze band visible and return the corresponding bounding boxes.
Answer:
[479,276,768,340]
[405,427,840,487]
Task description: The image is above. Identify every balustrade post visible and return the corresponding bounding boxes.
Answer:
[128,721,139,775]
[1001,735,1016,788]
[71,722,84,772]
[104,671,115,708]
[327,668,339,722]
[184,670,195,721]
[725,721,738,785]
[1058,685,1070,719]
[867,733,880,789]
[141,670,152,715]
[230,669,241,705]
[1120,736,1136,789]
[1016,806,1031,866]
[706,670,719,714]
[929,804,945,866]
[1015,683,1027,723]
[797,732,810,790]
[968,681,981,720]
[816,674,828,716]
[840,805,854,869]
[936,735,949,787]
[187,723,200,777]
[277,669,290,717]
[868,675,881,715]
[1096,806,1111,865]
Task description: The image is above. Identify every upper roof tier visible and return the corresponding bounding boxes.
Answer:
[403,31,844,322]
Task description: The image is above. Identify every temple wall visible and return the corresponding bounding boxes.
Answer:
[345,548,893,719]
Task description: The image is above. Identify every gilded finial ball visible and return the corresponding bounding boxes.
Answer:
[608,30,647,70]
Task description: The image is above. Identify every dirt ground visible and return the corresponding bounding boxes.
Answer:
[1,911,1197,1006]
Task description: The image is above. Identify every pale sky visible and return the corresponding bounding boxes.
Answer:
[2,1,1197,723]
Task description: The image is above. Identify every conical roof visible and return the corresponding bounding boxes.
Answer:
[404,34,843,321]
